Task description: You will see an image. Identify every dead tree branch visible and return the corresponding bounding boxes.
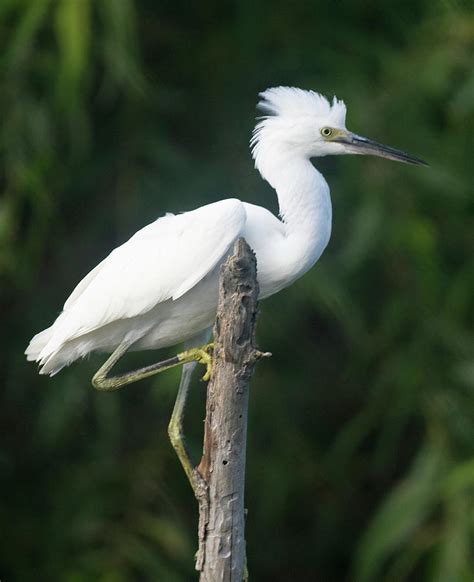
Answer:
[193,238,268,581]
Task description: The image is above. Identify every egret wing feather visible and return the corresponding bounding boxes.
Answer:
[63,260,108,310]
[41,199,246,348]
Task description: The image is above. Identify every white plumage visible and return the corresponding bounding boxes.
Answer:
[26,86,425,376]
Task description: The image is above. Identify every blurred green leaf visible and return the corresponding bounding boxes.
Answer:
[55,0,91,102]
[354,444,444,582]
[4,0,51,71]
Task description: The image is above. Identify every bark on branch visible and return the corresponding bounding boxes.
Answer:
[194,238,266,581]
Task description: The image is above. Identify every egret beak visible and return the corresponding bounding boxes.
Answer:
[334,131,428,166]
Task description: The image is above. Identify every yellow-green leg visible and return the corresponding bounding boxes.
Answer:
[92,334,213,493]
[92,341,214,391]
[168,361,201,490]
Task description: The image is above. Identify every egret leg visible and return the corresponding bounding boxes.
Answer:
[167,329,212,492]
[92,340,214,391]
[168,361,199,489]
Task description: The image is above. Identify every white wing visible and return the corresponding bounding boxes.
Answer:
[46,198,246,343]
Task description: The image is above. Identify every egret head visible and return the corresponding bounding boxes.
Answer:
[252,86,427,168]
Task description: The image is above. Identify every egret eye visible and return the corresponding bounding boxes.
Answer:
[321,127,333,138]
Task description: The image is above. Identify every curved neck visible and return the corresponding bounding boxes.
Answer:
[258,148,332,252]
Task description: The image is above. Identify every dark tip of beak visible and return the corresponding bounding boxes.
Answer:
[338,133,429,167]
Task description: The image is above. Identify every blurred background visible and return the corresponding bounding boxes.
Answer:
[1,0,473,580]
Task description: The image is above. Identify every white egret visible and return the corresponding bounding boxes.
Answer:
[26,87,426,484]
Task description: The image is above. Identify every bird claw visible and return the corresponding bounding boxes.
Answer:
[196,343,214,381]
[201,366,211,382]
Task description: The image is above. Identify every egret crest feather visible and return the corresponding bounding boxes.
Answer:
[257,86,346,126]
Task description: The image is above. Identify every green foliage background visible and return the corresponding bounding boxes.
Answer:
[1,1,473,580]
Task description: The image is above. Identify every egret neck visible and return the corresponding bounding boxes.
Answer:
[257,147,332,282]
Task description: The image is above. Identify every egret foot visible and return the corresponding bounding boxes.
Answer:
[178,342,214,381]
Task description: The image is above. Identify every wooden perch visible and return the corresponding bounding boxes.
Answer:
[193,238,269,581]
